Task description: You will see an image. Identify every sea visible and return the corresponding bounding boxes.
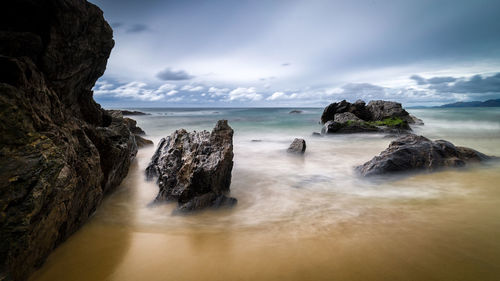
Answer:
[30,107,500,281]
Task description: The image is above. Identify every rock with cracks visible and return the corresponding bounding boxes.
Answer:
[287,138,306,154]
[356,134,493,177]
[0,0,139,279]
[146,120,237,213]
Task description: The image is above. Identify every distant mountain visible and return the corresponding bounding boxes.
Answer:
[439,99,500,108]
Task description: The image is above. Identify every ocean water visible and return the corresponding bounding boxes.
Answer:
[30,107,500,281]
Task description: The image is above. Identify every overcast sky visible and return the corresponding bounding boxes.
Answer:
[89,0,500,107]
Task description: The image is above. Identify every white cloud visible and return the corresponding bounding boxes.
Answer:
[266,91,298,100]
[94,81,172,101]
[227,87,263,101]
[181,85,204,91]
[208,87,230,94]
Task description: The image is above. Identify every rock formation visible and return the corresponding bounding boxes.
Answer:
[287,138,306,154]
[320,100,418,134]
[120,110,150,116]
[109,110,153,148]
[0,0,138,279]
[289,110,303,114]
[356,134,493,176]
[146,120,237,213]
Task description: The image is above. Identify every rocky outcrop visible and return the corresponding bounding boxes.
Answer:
[333,112,363,123]
[320,99,371,123]
[145,120,236,213]
[320,99,417,134]
[287,138,306,154]
[109,110,153,148]
[0,0,137,280]
[120,110,150,116]
[356,134,493,176]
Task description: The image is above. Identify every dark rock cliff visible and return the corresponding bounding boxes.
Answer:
[0,0,137,280]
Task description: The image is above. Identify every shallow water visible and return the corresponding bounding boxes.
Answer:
[30,108,500,281]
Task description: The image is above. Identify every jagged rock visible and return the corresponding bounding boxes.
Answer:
[107,110,152,147]
[135,135,154,147]
[289,110,303,114]
[356,134,493,176]
[0,1,137,280]
[320,99,371,123]
[334,112,363,123]
[365,100,414,123]
[120,110,149,116]
[124,117,146,135]
[145,120,236,213]
[287,138,306,154]
[319,99,418,134]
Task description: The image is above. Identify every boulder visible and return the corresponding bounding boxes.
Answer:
[0,1,138,279]
[146,120,236,212]
[319,99,418,134]
[320,99,371,123]
[365,100,413,123]
[356,134,493,176]
[287,138,306,154]
[334,112,363,123]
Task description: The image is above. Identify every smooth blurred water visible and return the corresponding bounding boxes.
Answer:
[30,107,500,281]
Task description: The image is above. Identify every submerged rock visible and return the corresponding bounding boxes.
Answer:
[289,110,303,114]
[356,134,493,176]
[0,0,137,279]
[287,138,306,154]
[146,120,236,212]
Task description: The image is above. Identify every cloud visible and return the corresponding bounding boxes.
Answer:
[410,75,427,85]
[266,91,298,100]
[181,85,204,91]
[281,63,291,66]
[208,87,230,94]
[410,75,456,85]
[427,77,457,84]
[228,87,263,101]
[126,24,149,33]
[94,81,182,101]
[156,68,194,81]
[429,73,500,93]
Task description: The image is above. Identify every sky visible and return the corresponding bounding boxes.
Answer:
[89,0,500,107]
